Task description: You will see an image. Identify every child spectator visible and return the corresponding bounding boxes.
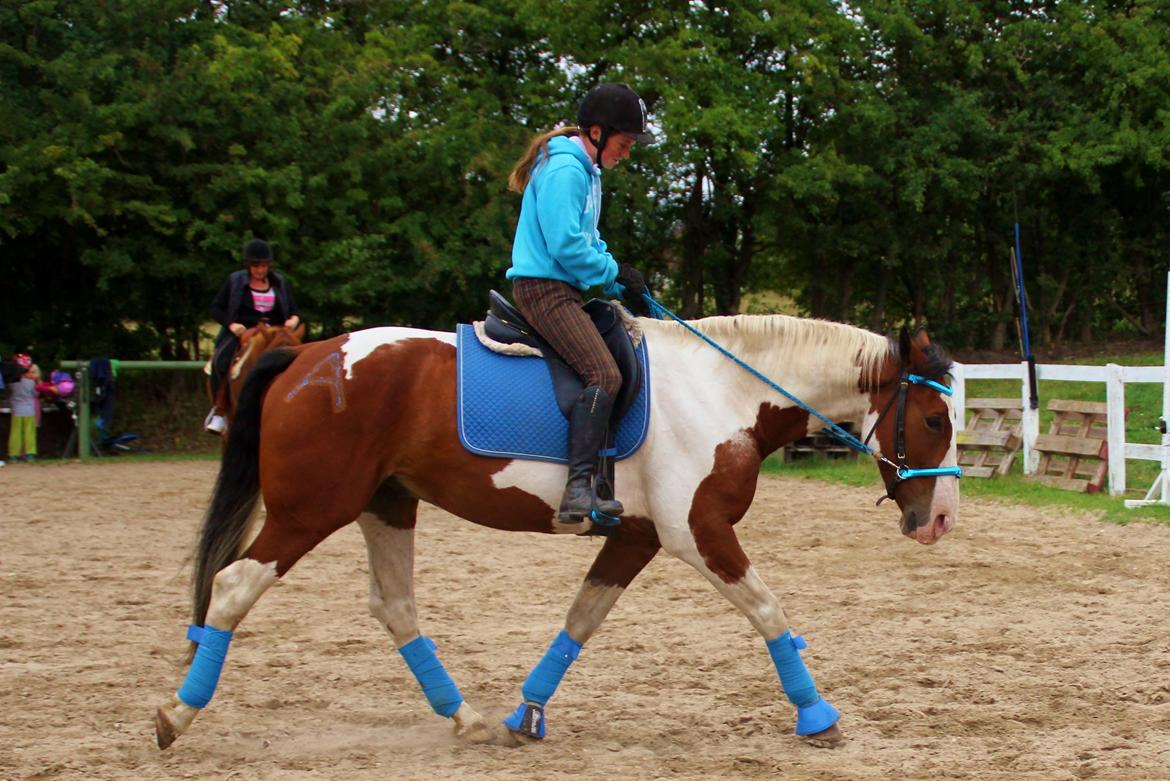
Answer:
[7,353,39,463]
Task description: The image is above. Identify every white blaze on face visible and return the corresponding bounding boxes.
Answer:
[922,393,961,542]
[341,328,455,380]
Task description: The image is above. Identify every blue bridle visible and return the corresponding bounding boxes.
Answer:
[861,372,963,503]
[639,293,962,496]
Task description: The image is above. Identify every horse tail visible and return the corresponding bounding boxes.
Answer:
[191,347,299,633]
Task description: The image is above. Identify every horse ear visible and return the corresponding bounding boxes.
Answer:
[899,326,913,368]
[899,326,934,369]
[293,322,305,340]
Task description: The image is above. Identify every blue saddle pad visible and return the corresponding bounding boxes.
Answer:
[456,323,651,463]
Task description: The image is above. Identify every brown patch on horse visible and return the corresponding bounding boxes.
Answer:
[365,478,420,530]
[584,517,660,587]
[689,405,810,584]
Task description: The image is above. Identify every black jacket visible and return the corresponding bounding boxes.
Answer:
[210,269,298,346]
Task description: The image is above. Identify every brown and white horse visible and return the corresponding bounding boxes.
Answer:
[156,313,960,749]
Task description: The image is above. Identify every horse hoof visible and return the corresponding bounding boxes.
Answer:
[454,719,495,745]
[801,722,845,749]
[502,728,538,747]
[155,708,179,750]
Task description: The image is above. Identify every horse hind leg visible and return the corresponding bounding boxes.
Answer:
[155,558,279,748]
[157,497,349,748]
[505,524,661,742]
[357,482,495,744]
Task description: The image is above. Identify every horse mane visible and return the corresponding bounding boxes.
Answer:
[247,323,302,349]
[641,314,895,391]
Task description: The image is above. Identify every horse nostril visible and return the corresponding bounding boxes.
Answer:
[934,513,950,535]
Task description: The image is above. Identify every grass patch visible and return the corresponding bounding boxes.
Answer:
[764,454,1170,527]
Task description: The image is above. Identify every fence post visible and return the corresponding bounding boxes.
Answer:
[1020,360,1039,474]
[76,364,92,459]
[950,363,966,432]
[1106,363,1126,496]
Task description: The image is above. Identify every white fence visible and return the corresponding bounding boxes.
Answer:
[950,361,1168,498]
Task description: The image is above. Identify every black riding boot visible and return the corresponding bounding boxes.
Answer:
[558,386,624,524]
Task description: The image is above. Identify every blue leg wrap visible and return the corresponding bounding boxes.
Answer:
[177,624,233,709]
[502,630,582,738]
[766,631,840,736]
[520,630,582,707]
[398,636,464,718]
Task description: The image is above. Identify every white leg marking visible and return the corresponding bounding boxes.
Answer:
[666,536,791,641]
[357,515,419,646]
[205,558,280,631]
[704,566,790,639]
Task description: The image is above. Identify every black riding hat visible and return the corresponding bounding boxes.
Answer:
[577,84,656,168]
[242,238,273,265]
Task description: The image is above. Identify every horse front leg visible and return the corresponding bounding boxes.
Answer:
[665,522,844,747]
[505,521,660,741]
[356,512,493,744]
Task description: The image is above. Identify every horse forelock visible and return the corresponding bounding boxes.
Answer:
[640,314,893,392]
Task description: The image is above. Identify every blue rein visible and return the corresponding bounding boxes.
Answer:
[639,293,962,484]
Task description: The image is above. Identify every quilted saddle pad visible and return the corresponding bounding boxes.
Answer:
[455,323,651,463]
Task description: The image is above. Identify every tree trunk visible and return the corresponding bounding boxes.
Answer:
[680,166,707,317]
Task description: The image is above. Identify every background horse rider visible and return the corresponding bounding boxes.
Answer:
[205,238,301,434]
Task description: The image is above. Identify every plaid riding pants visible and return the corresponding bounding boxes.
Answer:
[512,278,621,399]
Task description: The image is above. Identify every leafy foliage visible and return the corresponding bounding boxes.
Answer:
[2,0,1168,362]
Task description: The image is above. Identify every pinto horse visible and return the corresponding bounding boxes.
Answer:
[207,323,304,424]
[156,313,960,750]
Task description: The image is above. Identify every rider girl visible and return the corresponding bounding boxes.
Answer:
[205,238,300,434]
[506,83,654,529]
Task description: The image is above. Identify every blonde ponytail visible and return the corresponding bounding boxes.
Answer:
[508,126,580,194]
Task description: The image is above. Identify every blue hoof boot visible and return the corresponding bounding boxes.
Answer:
[795,697,840,736]
[503,702,546,739]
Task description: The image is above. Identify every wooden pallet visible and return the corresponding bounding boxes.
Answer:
[782,422,860,462]
[1030,399,1110,493]
[956,398,1023,478]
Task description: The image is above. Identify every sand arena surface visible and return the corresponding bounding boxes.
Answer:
[3,460,1170,780]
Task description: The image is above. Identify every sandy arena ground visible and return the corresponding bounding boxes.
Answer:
[3,460,1170,780]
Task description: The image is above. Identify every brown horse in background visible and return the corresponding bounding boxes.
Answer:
[207,323,304,425]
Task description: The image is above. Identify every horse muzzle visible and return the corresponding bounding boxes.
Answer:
[900,476,959,545]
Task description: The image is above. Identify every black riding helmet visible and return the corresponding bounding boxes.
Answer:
[242,238,273,265]
[577,83,656,168]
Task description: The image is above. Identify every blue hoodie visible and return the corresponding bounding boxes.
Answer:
[507,135,622,295]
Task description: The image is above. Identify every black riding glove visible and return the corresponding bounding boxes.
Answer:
[616,263,651,316]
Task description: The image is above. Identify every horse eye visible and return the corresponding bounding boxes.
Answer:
[924,415,944,432]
